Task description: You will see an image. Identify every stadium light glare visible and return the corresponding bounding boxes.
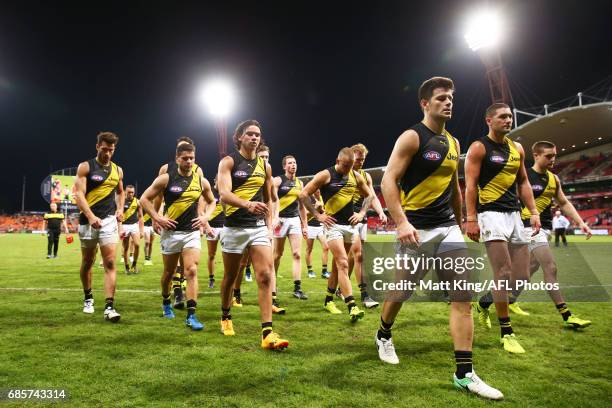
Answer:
[197,79,235,117]
[464,9,504,51]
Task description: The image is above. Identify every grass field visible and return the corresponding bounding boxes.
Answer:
[0,233,611,407]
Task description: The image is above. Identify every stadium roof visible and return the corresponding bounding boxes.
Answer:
[509,102,612,155]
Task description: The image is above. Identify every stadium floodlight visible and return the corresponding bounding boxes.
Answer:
[197,78,235,118]
[464,9,503,52]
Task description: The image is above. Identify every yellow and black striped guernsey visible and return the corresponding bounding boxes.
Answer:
[521,167,557,229]
[122,197,139,225]
[209,187,225,228]
[320,166,358,225]
[79,159,120,225]
[400,123,458,229]
[163,166,202,231]
[278,175,303,218]
[225,151,267,228]
[352,169,368,212]
[143,213,152,227]
[477,135,521,213]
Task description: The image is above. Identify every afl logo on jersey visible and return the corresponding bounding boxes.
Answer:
[234,170,249,178]
[280,185,291,191]
[169,185,183,193]
[532,184,543,191]
[490,155,505,164]
[91,174,104,182]
[423,151,441,161]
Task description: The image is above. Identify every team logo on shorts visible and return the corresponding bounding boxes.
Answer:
[490,155,505,163]
[169,185,183,193]
[532,184,543,191]
[234,170,249,178]
[423,151,441,161]
[91,174,104,182]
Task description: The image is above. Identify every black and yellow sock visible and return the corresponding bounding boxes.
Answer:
[377,318,394,340]
[499,316,513,337]
[233,288,241,300]
[307,265,313,273]
[172,274,182,296]
[556,303,571,321]
[272,291,279,306]
[345,295,356,312]
[221,307,231,321]
[104,297,114,310]
[261,321,273,339]
[454,350,473,379]
[358,283,368,300]
[186,299,196,317]
[162,293,171,306]
[322,264,328,273]
[294,280,301,292]
[209,274,215,282]
[325,287,335,305]
[84,288,93,300]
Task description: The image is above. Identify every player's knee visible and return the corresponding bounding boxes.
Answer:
[336,258,349,271]
[256,268,272,287]
[103,258,115,270]
[543,261,557,277]
[184,264,197,279]
[292,250,300,261]
[452,301,472,317]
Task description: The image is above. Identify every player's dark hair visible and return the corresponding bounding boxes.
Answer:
[97,131,119,145]
[418,77,454,102]
[177,136,194,146]
[233,120,262,149]
[485,103,511,118]
[532,140,556,153]
[176,143,195,156]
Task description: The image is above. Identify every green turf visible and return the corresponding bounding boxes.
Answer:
[0,233,611,407]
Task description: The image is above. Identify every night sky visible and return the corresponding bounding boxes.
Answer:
[1,0,609,213]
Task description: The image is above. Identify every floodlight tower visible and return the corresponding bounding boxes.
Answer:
[198,79,236,159]
[464,9,513,105]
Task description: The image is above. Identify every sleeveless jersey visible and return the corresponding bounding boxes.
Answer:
[320,166,357,225]
[224,151,267,228]
[400,122,458,229]
[143,213,152,227]
[79,159,120,225]
[521,167,557,229]
[278,174,303,218]
[209,187,226,228]
[477,135,521,213]
[352,169,368,211]
[122,197,139,225]
[163,166,202,231]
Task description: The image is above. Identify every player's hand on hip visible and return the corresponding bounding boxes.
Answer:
[465,220,480,242]
[246,201,268,215]
[156,216,177,230]
[396,221,420,246]
[318,213,336,228]
[88,216,103,229]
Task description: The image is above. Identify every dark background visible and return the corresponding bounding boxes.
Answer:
[1,0,609,212]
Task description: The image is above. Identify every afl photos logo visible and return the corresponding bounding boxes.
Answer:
[423,151,441,161]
